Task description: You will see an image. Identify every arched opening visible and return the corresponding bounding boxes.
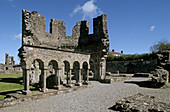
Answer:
[47,60,58,89]
[30,59,44,89]
[89,60,95,78]
[82,61,88,83]
[64,61,70,85]
[73,61,80,84]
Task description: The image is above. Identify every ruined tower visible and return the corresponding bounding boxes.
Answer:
[5,53,15,65]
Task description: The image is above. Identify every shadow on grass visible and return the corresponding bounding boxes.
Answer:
[0,76,39,99]
[0,77,23,84]
[124,80,161,88]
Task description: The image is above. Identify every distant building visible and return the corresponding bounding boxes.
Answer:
[0,53,22,74]
[109,49,124,56]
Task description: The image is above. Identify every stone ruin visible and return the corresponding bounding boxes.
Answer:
[152,50,170,87]
[18,10,109,94]
[110,93,170,112]
[0,53,22,74]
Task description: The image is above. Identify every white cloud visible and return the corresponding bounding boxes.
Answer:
[71,0,103,19]
[14,33,22,40]
[150,25,156,31]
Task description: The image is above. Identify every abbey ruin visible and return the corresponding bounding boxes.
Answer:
[18,10,109,94]
[0,54,22,74]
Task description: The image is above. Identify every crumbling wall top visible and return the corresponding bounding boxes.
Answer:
[22,9,109,52]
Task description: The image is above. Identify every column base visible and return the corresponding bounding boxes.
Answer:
[83,81,89,85]
[66,84,73,88]
[75,83,82,86]
[22,90,31,95]
[40,88,48,93]
[57,85,62,90]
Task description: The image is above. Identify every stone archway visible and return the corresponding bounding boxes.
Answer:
[73,61,81,85]
[30,59,44,89]
[64,61,71,85]
[47,60,58,89]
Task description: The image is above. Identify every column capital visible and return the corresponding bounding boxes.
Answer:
[57,68,61,70]
[44,67,49,70]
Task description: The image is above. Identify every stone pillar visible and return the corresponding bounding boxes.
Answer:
[23,69,31,95]
[76,69,82,86]
[57,69,61,90]
[87,69,89,83]
[66,71,69,84]
[75,70,79,83]
[83,69,89,85]
[69,69,72,84]
[100,57,106,80]
[42,69,48,93]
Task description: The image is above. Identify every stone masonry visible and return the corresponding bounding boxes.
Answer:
[152,50,170,87]
[0,53,22,74]
[18,10,109,94]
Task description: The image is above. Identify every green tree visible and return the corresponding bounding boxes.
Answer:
[150,39,170,53]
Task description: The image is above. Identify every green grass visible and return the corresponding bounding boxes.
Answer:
[0,74,37,100]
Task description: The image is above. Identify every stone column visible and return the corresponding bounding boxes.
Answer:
[76,69,82,86]
[66,71,69,84]
[69,69,72,84]
[79,69,82,86]
[87,69,89,83]
[23,69,31,95]
[83,69,89,85]
[42,69,48,93]
[57,69,61,90]
[75,70,79,83]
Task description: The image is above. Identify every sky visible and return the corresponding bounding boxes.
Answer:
[0,0,170,64]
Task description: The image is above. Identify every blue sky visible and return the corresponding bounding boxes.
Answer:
[0,0,170,64]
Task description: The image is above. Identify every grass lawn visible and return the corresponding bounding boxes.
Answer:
[0,74,37,100]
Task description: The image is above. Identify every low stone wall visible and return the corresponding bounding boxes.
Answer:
[106,60,157,74]
[0,65,22,74]
[0,70,22,74]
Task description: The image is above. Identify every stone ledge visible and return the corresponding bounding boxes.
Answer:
[101,77,131,84]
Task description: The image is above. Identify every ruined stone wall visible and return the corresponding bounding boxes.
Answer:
[22,10,87,50]
[106,60,157,73]
[0,54,22,74]
[21,9,110,81]
[0,64,22,74]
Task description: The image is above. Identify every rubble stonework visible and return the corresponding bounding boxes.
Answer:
[18,10,109,94]
[106,60,157,74]
[0,54,22,74]
[110,93,170,112]
[152,50,170,87]
[152,68,169,87]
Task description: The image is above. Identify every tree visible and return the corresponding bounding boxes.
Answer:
[150,39,170,53]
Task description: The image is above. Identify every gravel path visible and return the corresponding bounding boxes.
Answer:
[0,78,170,112]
